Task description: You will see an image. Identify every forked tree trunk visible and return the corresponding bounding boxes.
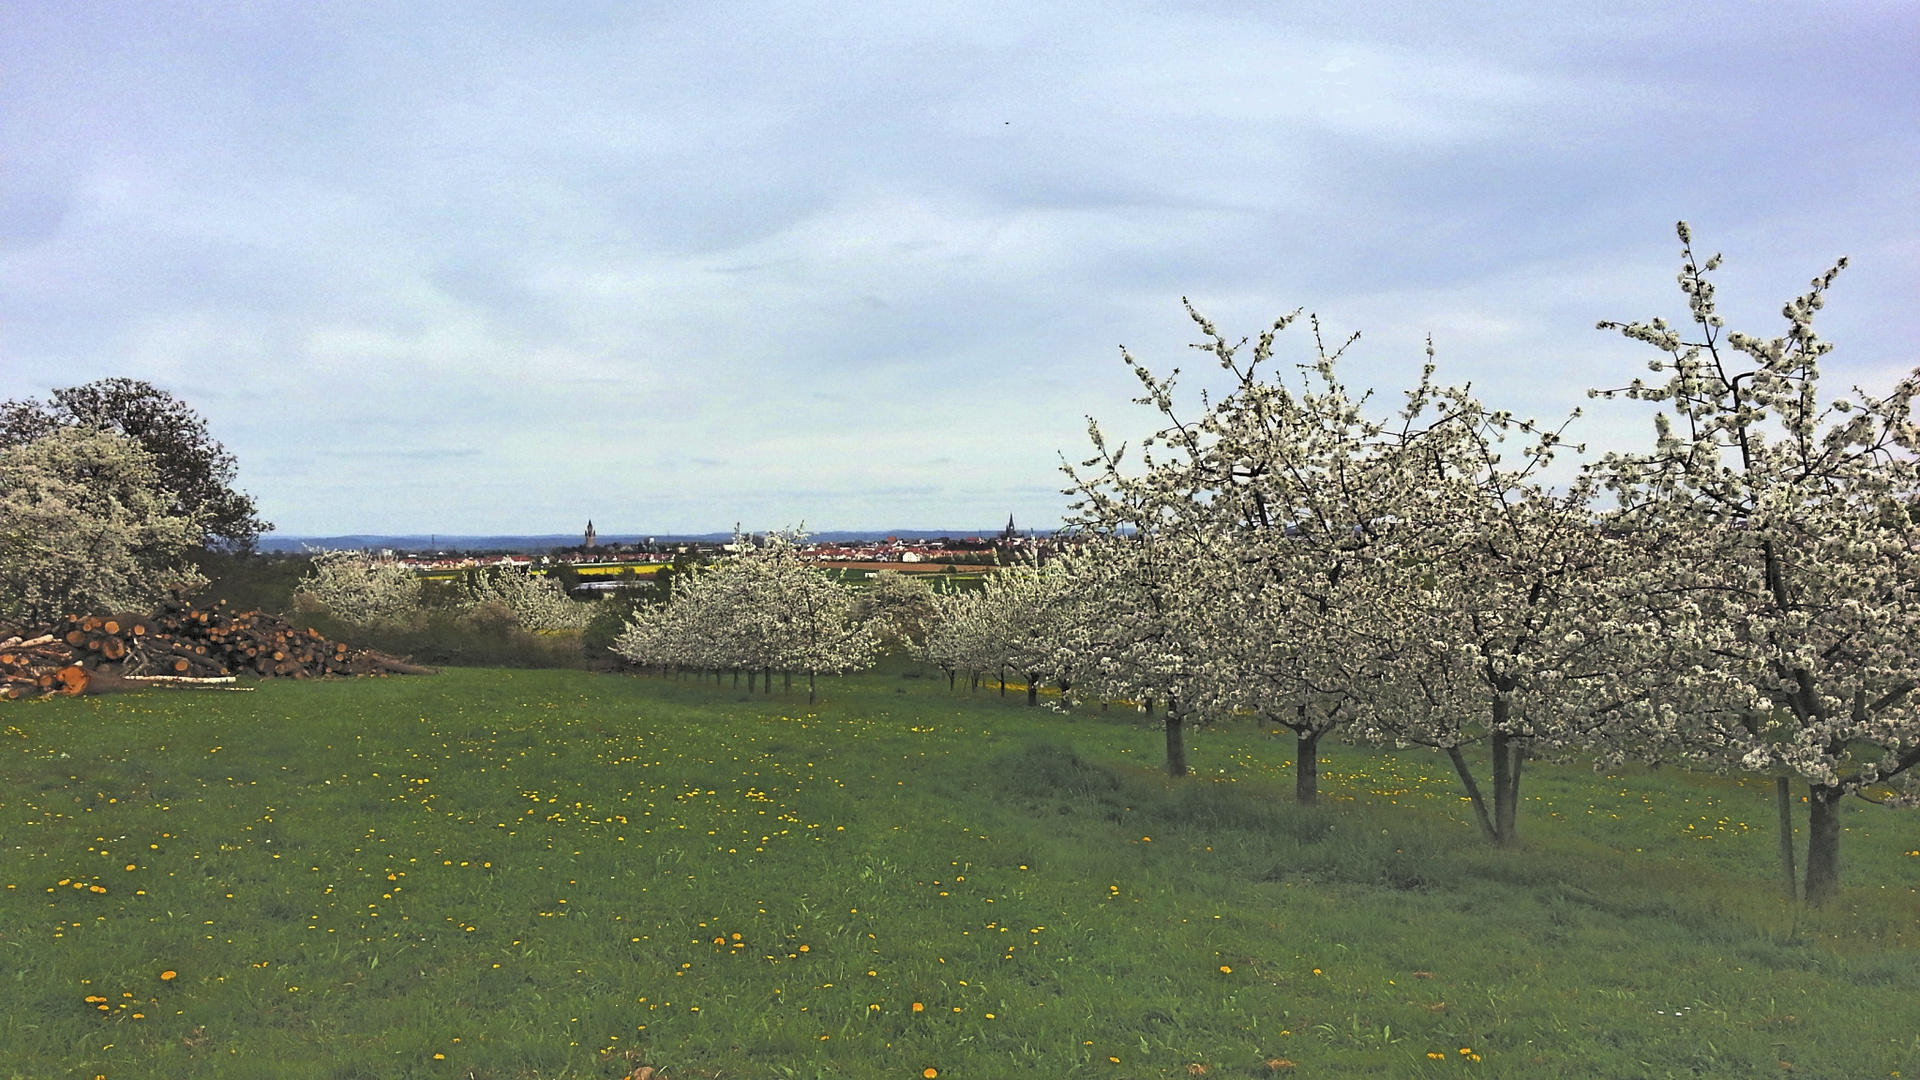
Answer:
[1294,729,1320,805]
[1804,782,1844,906]
[1446,745,1499,843]
[1776,775,1798,902]
[1165,713,1187,777]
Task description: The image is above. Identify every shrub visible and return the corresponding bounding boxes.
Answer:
[0,426,204,625]
[291,550,427,629]
[460,567,593,631]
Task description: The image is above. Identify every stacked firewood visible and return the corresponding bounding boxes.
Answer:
[0,634,88,699]
[1,598,430,699]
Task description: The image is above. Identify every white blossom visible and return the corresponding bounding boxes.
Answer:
[0,426,205,624]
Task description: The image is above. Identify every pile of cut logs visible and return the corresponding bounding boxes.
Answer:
[2,598,430,700]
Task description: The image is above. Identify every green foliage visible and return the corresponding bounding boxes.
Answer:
[301,606,589,669]
[2,669,1917,1078]
[191,550,314,614]
[583,591,654,659]
[0,377,269,552]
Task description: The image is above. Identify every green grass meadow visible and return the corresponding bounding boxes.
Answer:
[4,664,1919,1079]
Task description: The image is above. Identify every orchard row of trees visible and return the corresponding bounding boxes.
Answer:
[912,225,1914,908]
[593,227,1911,905]
[608,533,886,704]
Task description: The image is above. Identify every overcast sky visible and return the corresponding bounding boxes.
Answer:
[3,1,1915,536]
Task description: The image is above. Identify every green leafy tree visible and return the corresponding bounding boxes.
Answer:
[0,378,269,552]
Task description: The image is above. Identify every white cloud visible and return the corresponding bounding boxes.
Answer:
[1,0,1913,533]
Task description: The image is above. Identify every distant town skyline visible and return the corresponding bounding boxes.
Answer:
[256,523,1048,553]
[3,1,1914,534]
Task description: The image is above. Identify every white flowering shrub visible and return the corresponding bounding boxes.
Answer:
[462,568,593,631]
[855,570,940,648]
[0,426,205,625]
[920,587,988,690]
[611,532,877,702]
[292,550,427,629]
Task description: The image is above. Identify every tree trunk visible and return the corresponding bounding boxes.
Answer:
[1027,675,1038,707]
[765,666,773,694]
[1446,745,1498,843]
[999,666,1007,696]
[1804,782,1843,906]
[1506,742,1524,843]
[1490,732,1511,844]
[748,668,756,692]
[1165,713,1188,777]
[948,669,956,691]
[1294,729,1320,805]
[783,671,791,694]
[1776,775,1798,902]
[732,669,740,689]
[1144,696,1154,715]
[1490,727,1521,846]
[808,670,817,706]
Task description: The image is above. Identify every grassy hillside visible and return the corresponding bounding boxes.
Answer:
[2,665,1917,1079]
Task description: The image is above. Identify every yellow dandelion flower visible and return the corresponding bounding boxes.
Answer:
[1219,965,1232,974]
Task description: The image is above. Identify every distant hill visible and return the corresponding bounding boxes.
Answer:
[256,529,1044,554]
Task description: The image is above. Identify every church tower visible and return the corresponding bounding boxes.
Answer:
[584,520,597,548]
